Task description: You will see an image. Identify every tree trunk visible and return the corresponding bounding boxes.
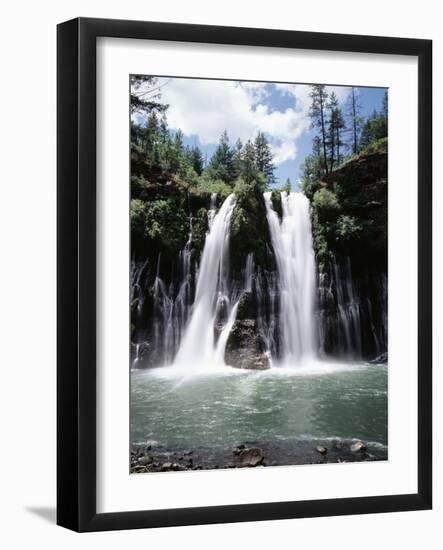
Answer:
[352,88,358,154]
[319,93,329,175]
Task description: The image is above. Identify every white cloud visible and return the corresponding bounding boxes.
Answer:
[271,141,297,164]
[275,83,351,108]
[152,78,352,167]
[156,78,311,165]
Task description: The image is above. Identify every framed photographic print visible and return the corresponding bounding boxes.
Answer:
[57,17,432,532]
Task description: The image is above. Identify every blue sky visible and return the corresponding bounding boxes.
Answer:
[152,77,386,189]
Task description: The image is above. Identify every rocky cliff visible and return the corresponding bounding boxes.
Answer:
[311,139,388,360]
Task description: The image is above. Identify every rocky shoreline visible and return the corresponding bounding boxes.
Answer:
[130,439,386,474]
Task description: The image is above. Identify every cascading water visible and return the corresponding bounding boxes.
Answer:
[173,194,236,369]
[331,257,362,358]
[264,191,317,364]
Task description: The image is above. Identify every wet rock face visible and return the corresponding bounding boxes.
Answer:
[309,144,388,362]
[235,291,256,321]
[318,262,387,361]
[225,319,270,370]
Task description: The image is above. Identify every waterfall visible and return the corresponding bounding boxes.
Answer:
[148,213,195,365]
[255,267,279,363]
[208,192,218,228]
[264,191,317,364]
[244,253,254,292]
[331,257,362,358]
[173,194,236,368]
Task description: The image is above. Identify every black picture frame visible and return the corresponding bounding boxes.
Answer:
[57,17,432,532]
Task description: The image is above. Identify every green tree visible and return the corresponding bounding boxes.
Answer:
[208,130,236,184]
[300,136,324,199]
[283,177,292,194]
[326,92,346,170]
[233,138,244,180]
[242,139,257,184]
[130,75,167,116]
[347,87,363,155]
[189,145,204,175]
[309,85,329,175]
[359,110,387,150]
[254,132,275,183]
[382,90,388,120]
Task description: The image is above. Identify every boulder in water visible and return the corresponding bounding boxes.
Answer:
[225,319,270,370]
[138,455,153,466]
[235,292,256,320]
[370,352,388,364]
[316,446,328,455]
[350,441,367,453]
[238,447,264,467]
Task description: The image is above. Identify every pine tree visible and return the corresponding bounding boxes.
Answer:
[300,136,325,198]
[254,132,275,183]
[326,92,346,170]
[242,140,257,184]
[359,109,388,149]
[382,90,388,120]
[130,75,167,116]
[190,145,204,175]
[174,129,184,151]
[309,85,329,175]
[159,112,169,143]
[283,177,292,194]
[143,111,160,167]
[208,130,235,184]
[347,87,363,155]
[233,138,243,179]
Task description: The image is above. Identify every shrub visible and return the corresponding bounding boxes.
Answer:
[195,176,232,198]
[335,215,362,242]
[312,188,340,221]
[130,198,146,239]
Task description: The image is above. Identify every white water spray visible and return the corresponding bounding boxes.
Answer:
[264,191,317,364]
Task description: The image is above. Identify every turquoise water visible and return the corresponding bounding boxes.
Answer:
[131,361,387,454]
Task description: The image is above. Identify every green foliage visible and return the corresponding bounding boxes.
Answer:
[208,130,236,184]
[300,145,324,200]
[194,176,232,198]
[178,165,200,188]
[346,87,363,155]
[360,111,388,150]
[230,185,268,270]
[311,210,330,270]
[233,139,243,180]
[335,215,362,241]
[254,131,275,184]
[130,175,149,198]
[130,199,147,240]
[189,207,210,251]
[130,197,187,255]
[233,177,253,199]
[241,139,257,184]
[326,92,346,170]
[309,84,329,175]
[189,145,204,175]
[130,75,167,116]
[359,137,388,156]
[312,188,340,218]
[232,175,267,202]
[270,188,283,218]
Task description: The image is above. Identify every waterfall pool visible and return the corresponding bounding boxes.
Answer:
[131,361,387,468]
